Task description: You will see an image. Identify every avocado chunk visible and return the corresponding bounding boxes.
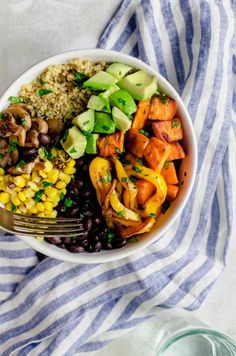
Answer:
[118,70,157,100]
[61,126,87,159]
[87,95,111,113]
[109,89,137,116]
[85,133,99,154]
[106,63,133,80]
[93,112,116,134]
[112,106,131,132]
[72,109,95,133]
[83,71,118,90]
[99,84,119,100]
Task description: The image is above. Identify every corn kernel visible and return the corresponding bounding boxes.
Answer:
[14,187,21,193]
[44,186,58,198]
[28,205,38,214]
[44,201,53,211]
[67,159,76,168]
[47,169,59,184]
[5,202,12,211]
[8,176,14,184]
[0,168,5,176]
[0,192,10,204]
[0,182,5,189]
[48,196,60,206]
[37,212,45,218]
[24,189,35,198]
[41,193,47,202]
[56,180,66,189]
[36,202,44,212]
[14,176,26,188]
[50,148,58,157]
[32,171,41,183]
[27,181,39,192]
[64,174,71,184]
[18,192,26,202]
[63,166,76,175]
[19,204,27,214]
[46,210,57,218]
[11,193,21,206]
[44,160,53,173]
[39,170,47,179]
[22,174,30,180]
[25,199,35,209]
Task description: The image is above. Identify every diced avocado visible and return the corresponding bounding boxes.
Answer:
[61,126,87,159]
[99,84,120,100]
[109,89,137,116]
[112,106,131,132]
[83,71,118,90]
[118,70,157,100]
[87,95,111,113]
[72,109,95,133]
[94,112,116,134]
[106,63,133,80]
[85,133,99,154]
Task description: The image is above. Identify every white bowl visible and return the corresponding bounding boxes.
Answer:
[0,49,197,263]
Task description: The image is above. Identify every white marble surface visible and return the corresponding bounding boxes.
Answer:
[1,0,235,353]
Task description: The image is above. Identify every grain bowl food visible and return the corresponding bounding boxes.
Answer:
[0,50,196,259]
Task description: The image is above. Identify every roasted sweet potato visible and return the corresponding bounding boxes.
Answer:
[149,96,177,121]
[168,142,185,161]
[143,137,172,172]
[123,153,139,165]
[166,184,179,201]
[126,128,149,158]
[98,131,124,157]
[161,161,179,184]
[132,100,151,130]
[136,179,156,205]
[152,118,183,142]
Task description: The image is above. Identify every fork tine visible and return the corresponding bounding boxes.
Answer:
[13,225,84,234]
[13,219,84,230]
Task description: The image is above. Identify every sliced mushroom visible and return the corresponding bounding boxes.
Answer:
[0,139,8,149]
[10,103,35,118]
[31,118,48,134]
[5,106,31,131]
[7,159,44,176]
[0,150,10,168]
[47,118,64,134]
[0,111,23,137]
[17,128,27,147]
[25,129,39,148]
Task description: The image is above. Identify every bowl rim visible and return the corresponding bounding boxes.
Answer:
[0,48,198,264]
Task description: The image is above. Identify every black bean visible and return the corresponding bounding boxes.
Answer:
[76,180,84,189]
[58,243,66,249]
[76,158,84,166]
[76,231,89,241]
[67,245,84,253]
[92,242,102,252]
[103,242,113,250]
[62,237,71,244]
[46,237,61,244]
[81,188,91,198]
[84,210,94,217]
[21,148,38,162]
[69,207,79,217]
[38,133,51,145]
[83,218,93,232]
[94,217,102,225]
[112,238,127,249]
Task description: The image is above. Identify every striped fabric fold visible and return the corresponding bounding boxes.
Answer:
[0,0,235,354]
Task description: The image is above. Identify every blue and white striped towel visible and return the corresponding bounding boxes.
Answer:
[0,0,236,354]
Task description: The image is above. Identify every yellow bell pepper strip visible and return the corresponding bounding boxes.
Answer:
[114,158,137,209]
[104,179,117,211]
[119,217,155,238]
[89,157,112,205]
[112,216,142,227]
[110,189,141,222]
[125,163,167,217]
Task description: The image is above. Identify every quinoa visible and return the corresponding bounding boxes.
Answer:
[19,59,107,122]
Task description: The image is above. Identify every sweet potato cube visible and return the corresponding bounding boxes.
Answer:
[149,96,177,121]
[168,142,185,161]
[152,118,183,142]
[161,162,179,184]
[166,184,179,201]
[98,131,124,157]
[143,137,172,172]
[136,179,156,206]
[132,100,151,130]
[126,128,149,158]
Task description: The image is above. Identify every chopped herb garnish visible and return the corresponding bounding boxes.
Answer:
[116,148,121,153]
[144,174,149,177]
[130,176,137,183]
[0,113,3,119]
[82,130,90,136]
[43,148,53,161]
[103,106,108,111]
[108,231,115,242]
[8,140,18,153]
[8,96,24,104]
[21,119,27,127]
[117,98,126,105]
[123,159,131,165]
[132,165,143,173]
[79,213,85,221]
[171,120,181,129]
[11,203,17,212]
[64,198,73,208]
[100,172,112,183]
[136,83,142,86]
[117,210,126,217]
[160,95,167,105]
[121,177,128,183]
[74,71,89,86]
[69,147,77,154]
[39,79,46,85]
[149,213,156,218]
[164,161,170,168]
[129,236,139,243]
[83,120,90,126]
[42,181,54,188]
[62,130,68,143]
[34,189,44,203]
[137,158,144,165]
[60,192,65,201]
[102,125,109,131]
[18,159,26,167]
[139,129,150,137]
[38,89,53,97]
